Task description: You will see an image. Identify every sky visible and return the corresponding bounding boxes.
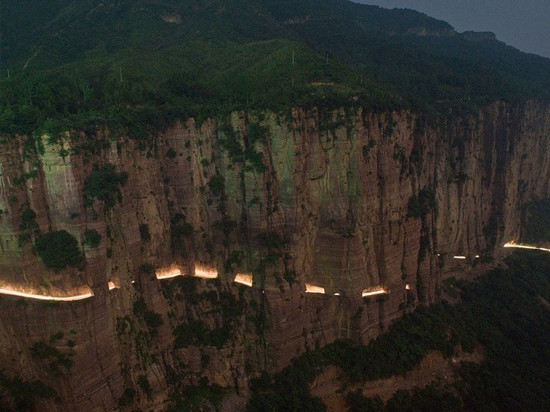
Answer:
[354,0,550,58]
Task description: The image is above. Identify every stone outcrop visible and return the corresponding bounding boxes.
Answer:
[0,100,549,410]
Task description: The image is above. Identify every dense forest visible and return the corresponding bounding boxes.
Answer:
[247,250,550,411]
[2,0,550,138]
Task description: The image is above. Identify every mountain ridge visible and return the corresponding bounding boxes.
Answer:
[1,0,549,137]
[2,2,550,410]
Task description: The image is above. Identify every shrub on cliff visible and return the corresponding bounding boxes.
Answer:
[170,213,193,256]
[83,228,101,247]
[19,207,38,232]
[83,164,128,209]
[30,340,74,375]
[168,381,226,411]
[0,371,56,410]
[18,206,39,246]
[407,188,436,218]
[139,223,151,242]
[33,230,83,271]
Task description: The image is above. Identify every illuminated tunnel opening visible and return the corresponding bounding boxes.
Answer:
[504,240,550,253]
[305,283,326,294]
[108,281,120,290]
[234,273,253,287]
[361,287,388,298]
[194,265,218,279]
[0,287,94,302]
[155,266,183,280]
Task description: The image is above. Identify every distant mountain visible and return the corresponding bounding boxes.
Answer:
[1,0,550,135]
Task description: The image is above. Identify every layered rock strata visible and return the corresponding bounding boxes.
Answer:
[0,101,549,410]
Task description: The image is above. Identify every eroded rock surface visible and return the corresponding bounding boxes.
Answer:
[0,101,549,410]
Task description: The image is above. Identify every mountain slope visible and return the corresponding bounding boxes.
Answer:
[2,0,550,138]
[2,2,550,410]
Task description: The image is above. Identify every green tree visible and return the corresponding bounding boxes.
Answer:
[33,230,83,271]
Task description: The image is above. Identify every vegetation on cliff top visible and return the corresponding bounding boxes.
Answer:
[1,0,550,138]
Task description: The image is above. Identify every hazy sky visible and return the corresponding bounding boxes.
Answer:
[354,0,550,58]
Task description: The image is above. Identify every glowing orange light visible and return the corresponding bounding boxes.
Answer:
[305,283,326,294]
[234,273,253,287]
[453,255,467,260]
[108,281,119,290]
[0,287,94,301]
[155,266,183,280]
[361,287,388,297]
[504,241,550,253]
[405,284,411,290]
[194,265,218,279]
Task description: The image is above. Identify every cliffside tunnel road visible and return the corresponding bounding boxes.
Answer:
[0,287,94,301]
[361,287,388,298]
[504,241,550,253]
[234,273,253,287]
[154,263,219,280]
[155,266,183,280]
[0,264,419,303]
[193,265,218,279]
[305,283,326,294]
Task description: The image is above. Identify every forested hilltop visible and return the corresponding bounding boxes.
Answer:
[2,0,550,138]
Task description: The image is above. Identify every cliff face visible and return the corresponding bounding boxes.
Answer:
[0,101,549,410]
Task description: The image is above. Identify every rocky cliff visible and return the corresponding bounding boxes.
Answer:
[0,101,549,410]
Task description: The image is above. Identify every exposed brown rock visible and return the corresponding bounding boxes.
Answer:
[0,101,548,409]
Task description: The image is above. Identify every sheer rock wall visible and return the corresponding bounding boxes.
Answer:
[0,101,549,410]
